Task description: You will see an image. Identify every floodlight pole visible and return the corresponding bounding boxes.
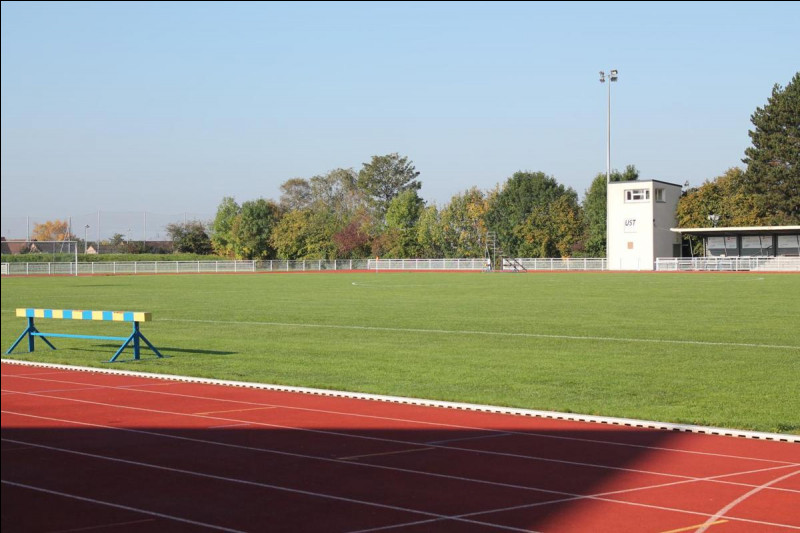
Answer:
[600,69,618,268]
[84,225,90,254]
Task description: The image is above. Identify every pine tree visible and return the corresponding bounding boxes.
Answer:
[740,72,800,224]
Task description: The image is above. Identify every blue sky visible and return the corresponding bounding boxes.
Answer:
[2,1,798,235]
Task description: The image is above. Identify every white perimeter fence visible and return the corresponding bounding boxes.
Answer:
[1,258,485,276]
[655,257,800,272]
[2,257,799,276]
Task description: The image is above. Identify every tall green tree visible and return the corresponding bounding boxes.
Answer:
[382,189,425,257]
[211,197,241,257]
[166,221,213,254]
[739,72,800,224]
[232,198,281,259]
[581,165,640,257]
[357,153,421,214]
[415,205,445,258]
[485,171,576,257]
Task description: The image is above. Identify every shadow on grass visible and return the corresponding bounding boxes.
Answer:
[93,344,236,356]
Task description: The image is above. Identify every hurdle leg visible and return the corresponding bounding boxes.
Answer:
[109,335,134,363]
[136,332,164,358]
[133,322,141,360]
[108,322,163,362]
[5,318,57,355]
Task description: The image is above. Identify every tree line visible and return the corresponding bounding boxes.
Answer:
[27,73,799,259]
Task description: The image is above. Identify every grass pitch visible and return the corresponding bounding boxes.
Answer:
[1,271,798,434]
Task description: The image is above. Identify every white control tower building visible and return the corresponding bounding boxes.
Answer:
[607,180,683,270]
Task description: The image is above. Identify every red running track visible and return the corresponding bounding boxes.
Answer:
[2,361,798,532]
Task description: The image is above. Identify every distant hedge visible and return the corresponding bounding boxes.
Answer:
[1,253,230,263]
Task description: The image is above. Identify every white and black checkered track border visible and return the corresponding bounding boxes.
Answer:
[3,359,797,443]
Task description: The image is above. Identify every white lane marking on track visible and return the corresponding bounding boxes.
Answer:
[6,372,799,466]
[3,413,798,531]
[159,317,799,350]
[1,480,244,532]
[4,403,799,505]
[695,469,800,533]
[2,439,533,533]
[3,428,800,531]
[3,392,702,481]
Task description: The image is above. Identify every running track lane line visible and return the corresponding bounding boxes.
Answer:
[696,469,800,533]
[1,480,245,533]
[5,388,796,485]
[3,411,797,531]
[7,370,798,461]
[0,438,536,533]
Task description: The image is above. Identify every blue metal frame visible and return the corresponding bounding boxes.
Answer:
[5,317,164,363]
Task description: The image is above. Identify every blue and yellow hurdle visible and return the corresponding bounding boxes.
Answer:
[6,308,163,362]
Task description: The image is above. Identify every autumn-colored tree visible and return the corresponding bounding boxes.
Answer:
[517,194,584,258]
[332,214,373,259]
[31,219,74,241]
[677,168,763,228]
[440,187,490,258]
[677,168,763,254]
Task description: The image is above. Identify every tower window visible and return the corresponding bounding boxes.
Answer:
[625,189,650,202]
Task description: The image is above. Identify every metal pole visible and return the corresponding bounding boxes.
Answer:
[600,69,618,265]
[606,79,611,185]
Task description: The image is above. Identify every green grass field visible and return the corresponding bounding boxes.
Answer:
[2,271,798,434]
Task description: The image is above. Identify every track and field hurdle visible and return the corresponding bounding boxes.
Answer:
[5,308,164,363]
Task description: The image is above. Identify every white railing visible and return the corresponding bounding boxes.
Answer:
[655,256,800,272]
[258,259,371,271]
[2,260,257,276]
[367,258,486,271]
[6,256,796,276]
[511,258,608,271]
[1,258,487,276]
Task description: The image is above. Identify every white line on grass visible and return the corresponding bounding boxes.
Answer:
[160,317,799,351]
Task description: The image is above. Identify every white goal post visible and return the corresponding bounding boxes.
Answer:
[1,240,79,276]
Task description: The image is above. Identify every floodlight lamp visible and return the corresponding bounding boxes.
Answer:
[611,69,618,76]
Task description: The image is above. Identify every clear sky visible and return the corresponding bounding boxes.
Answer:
[2,1,798,236]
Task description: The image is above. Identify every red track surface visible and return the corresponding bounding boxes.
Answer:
[2,362,798,532]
